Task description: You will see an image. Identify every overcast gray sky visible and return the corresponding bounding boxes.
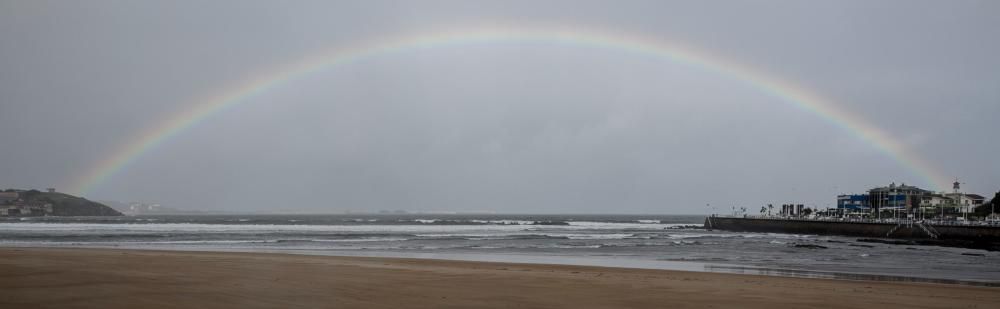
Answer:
[2,0,998,213]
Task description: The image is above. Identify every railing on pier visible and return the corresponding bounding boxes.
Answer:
[711,214,1000,228]
[915,222,939,239]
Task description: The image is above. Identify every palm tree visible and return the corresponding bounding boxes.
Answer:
[767,204,774,216]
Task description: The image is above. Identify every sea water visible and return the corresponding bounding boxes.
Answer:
[1,214,998,285]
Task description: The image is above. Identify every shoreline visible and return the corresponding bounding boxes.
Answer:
[3,245,998,287]
[2,248,998,308]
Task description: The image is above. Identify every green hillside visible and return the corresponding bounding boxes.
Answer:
[2,189,122,216]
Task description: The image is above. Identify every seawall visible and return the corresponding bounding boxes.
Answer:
[704,217,1000,242]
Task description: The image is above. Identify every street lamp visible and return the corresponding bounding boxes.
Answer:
[991,200,996,223]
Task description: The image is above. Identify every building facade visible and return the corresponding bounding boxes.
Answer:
[867,183,929,211]
[836,182,985,215]
[836,194,869,211]
[0,191,18,204]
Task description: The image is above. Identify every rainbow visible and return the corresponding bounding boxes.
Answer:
[67,24,949,195]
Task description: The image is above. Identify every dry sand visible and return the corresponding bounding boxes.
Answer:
[0,248,996,308]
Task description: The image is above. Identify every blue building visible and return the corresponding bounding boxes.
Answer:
[836,194,869,211]
[837,182,933,213]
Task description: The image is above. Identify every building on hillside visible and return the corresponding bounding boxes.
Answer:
[0,192,19,204]
[0,203,53,216]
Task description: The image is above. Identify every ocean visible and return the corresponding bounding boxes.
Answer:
[2,214,998,285]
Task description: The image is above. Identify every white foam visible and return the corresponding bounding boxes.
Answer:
[0,221,685,234]
[567,221,695,229]
[302,237,409,243]
[562,233,636,240]
[469,220,537,225]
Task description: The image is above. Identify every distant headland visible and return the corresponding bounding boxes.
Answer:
[0,188,121,217]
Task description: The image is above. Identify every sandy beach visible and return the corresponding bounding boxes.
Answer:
[0,248,996,308]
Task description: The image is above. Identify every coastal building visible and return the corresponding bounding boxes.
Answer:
[0,203,53,216]
[836,182,985,216]
[919,194,950,207]
[779,204,805,216]
[867,183,929,211]
[836,194,869,211]
[965,194,986,206]
[0,191,18,204]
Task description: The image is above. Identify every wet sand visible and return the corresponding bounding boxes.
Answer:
[0,248,997,308]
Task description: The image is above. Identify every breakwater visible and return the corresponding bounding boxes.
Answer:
[705,217,1000,246]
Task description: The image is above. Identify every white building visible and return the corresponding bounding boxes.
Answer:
[0,191,18,204]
